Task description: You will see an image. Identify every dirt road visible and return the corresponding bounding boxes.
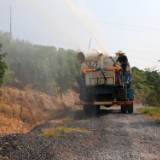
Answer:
[0,105,160,160]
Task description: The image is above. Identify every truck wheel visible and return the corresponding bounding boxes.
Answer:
[96,105,100,111]
[83,105,97,116]
[83,105,90,115]
[127,105,133,113]
[121,105,127,113]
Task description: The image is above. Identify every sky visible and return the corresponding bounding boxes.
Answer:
[0,0,160,70]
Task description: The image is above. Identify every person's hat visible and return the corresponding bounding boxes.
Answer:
[116,50,125,56]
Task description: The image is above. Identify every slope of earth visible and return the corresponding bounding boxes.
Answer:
[0,105,160,160]
[0,87,81,134]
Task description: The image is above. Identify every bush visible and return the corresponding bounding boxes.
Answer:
[2,69,14,84]
[137,106,160,120]
[143,90,157,107]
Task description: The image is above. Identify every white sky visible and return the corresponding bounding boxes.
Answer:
[0,0,160,70]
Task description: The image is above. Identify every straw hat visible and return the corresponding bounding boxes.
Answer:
[116,50,125,56]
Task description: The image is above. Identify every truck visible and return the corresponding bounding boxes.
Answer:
[75,50,134,115]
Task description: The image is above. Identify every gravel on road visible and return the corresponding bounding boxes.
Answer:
[0,105,160,160]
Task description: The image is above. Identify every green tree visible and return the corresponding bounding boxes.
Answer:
[131,67,150,103]
[0,43,8,86]
[2,69,14,84]
[143,68,160,106]
[143,90,157,106]
[0,31,81,94]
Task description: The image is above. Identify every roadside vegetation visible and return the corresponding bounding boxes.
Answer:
[0,43,8,87]
[0,31,82,134]
[41,117,92,138]
[41,127,92,138]
[0,31,81,98]
[137,107,160,121]
[132,66,160,107]
[0,86,80,134]
[133,66,160,121]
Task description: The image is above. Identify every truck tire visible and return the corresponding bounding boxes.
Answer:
[83,105,97,116]
[96,105,100,111]
[83,105,90,115]
[127,105,133,113]
[121,105,127,113]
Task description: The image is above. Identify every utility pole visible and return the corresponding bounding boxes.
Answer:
[10,6,12,44]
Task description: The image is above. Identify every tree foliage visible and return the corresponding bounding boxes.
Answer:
[2,69,14,84]
[0,31,80,97]
[0,43,8,87]
[132,66,160,107]
[143,68,160,106]
[131,67,150,102]
[144,68,160,93]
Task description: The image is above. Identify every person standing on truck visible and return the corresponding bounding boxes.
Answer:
[116,50,128,82]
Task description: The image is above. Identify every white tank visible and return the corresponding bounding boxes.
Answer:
[80,55,131,86]
[77,50,108,63]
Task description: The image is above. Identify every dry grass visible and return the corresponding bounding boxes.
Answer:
[0,87,81,134]
[63,115,75,122]
[42,115,92,138]
[41,127,92,138]
[0,116,33,134]
[0,155,9,159]
[49,119,64,124]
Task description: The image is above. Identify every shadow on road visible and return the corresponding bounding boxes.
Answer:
[73,107,143,120]
[97,108,142,117]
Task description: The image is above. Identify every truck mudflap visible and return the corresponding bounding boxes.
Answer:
[75,101,133,105]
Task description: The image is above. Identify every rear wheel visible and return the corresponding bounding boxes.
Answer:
[83,105,89,115]
[83,105,98,116]
[96,105,100,111]
[121,105,127,113]
[127,105,133,113]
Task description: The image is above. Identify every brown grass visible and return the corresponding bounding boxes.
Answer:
[62,115,75,122]
[0,87,81,134]
[42,115,92,138]
[41,127,92,138]
[0,155,9,159]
